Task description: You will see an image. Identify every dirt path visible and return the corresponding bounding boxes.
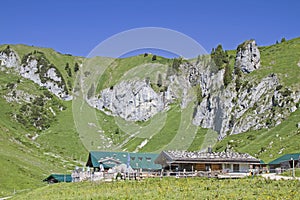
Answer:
[0,196,12,200]
[261,173,300,180]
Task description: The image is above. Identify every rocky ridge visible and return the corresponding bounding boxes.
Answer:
[0,47,71,100]
[1,41,299,139]
[235,40,260,73]
[88,40,300,138]
[193,40,299,138]
[87,80,167,121]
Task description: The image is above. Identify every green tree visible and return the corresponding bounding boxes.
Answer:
[152,55,157,61]
[65,62,72,77]
[234,67,242,92]
[211,44,228,70]
[223,64,232,87]
[195,85,203,105]
[281,37,286,43]
[157,73,162,87]
[74,62,80,72]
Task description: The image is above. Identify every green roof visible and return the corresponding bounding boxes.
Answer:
[43,174,72,183]
[86,151,162,170]
[269,153,300,165]
[260,160,265,164]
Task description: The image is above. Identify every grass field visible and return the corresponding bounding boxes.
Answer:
[282,168,300,177]
[11,177,300,200]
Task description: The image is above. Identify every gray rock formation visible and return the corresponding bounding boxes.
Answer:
[87,80,169,121]
[0,49,19,68]
[20,55,72,100]
[235,40,260,73]
[193,67,299,138]
[0,48,72,100]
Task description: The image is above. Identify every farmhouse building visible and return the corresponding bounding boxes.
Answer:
[155,150,261,173]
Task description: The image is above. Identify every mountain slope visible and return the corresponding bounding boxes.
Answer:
[0,45,87,197]
[0,37,300,196]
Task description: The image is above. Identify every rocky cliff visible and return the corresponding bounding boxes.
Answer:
[235,40,260,73]
[0,46,71,100]
[87,80,167,121]
[194,40,299,138]
[1,41,299,140]
[87,40,300,139]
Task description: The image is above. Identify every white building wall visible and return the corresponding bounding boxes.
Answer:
[239,164,249,172]
[222,163,250,172]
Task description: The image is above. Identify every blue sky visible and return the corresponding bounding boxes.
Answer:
[1,0,299,57]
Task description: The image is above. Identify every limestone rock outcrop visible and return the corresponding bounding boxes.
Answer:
[235,40,260,73]
[0,47,71,100]
[87,80,169,121]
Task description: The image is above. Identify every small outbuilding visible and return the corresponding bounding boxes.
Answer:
[43,174,72,184]
[268,153,300,172]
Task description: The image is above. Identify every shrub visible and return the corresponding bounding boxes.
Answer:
[195,85,203,105]
[65,63,72,77]
[223,64,232,87]
[152,55,157,61]
[74,62,80,72]
[157,73,162,87]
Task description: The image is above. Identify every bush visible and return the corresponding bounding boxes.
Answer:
[65,63,72,77]
[152,55,157,61]
[172,58,182,71]
[195,85,202,105]
[74,62,80,72]
[247,135,256,140]
[223,64,232,87]
[157,73,162,87]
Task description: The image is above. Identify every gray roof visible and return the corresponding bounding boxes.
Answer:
[156,150,260,164]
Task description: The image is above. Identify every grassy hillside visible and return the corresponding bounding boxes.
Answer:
[253,38,300,89]
[97,54,171,91]
[0,46,87,197]
[0,87,76,196]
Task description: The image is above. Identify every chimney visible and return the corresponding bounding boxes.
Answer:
[208,146,212,153]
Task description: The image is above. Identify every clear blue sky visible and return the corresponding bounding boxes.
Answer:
[1,0,299,57]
